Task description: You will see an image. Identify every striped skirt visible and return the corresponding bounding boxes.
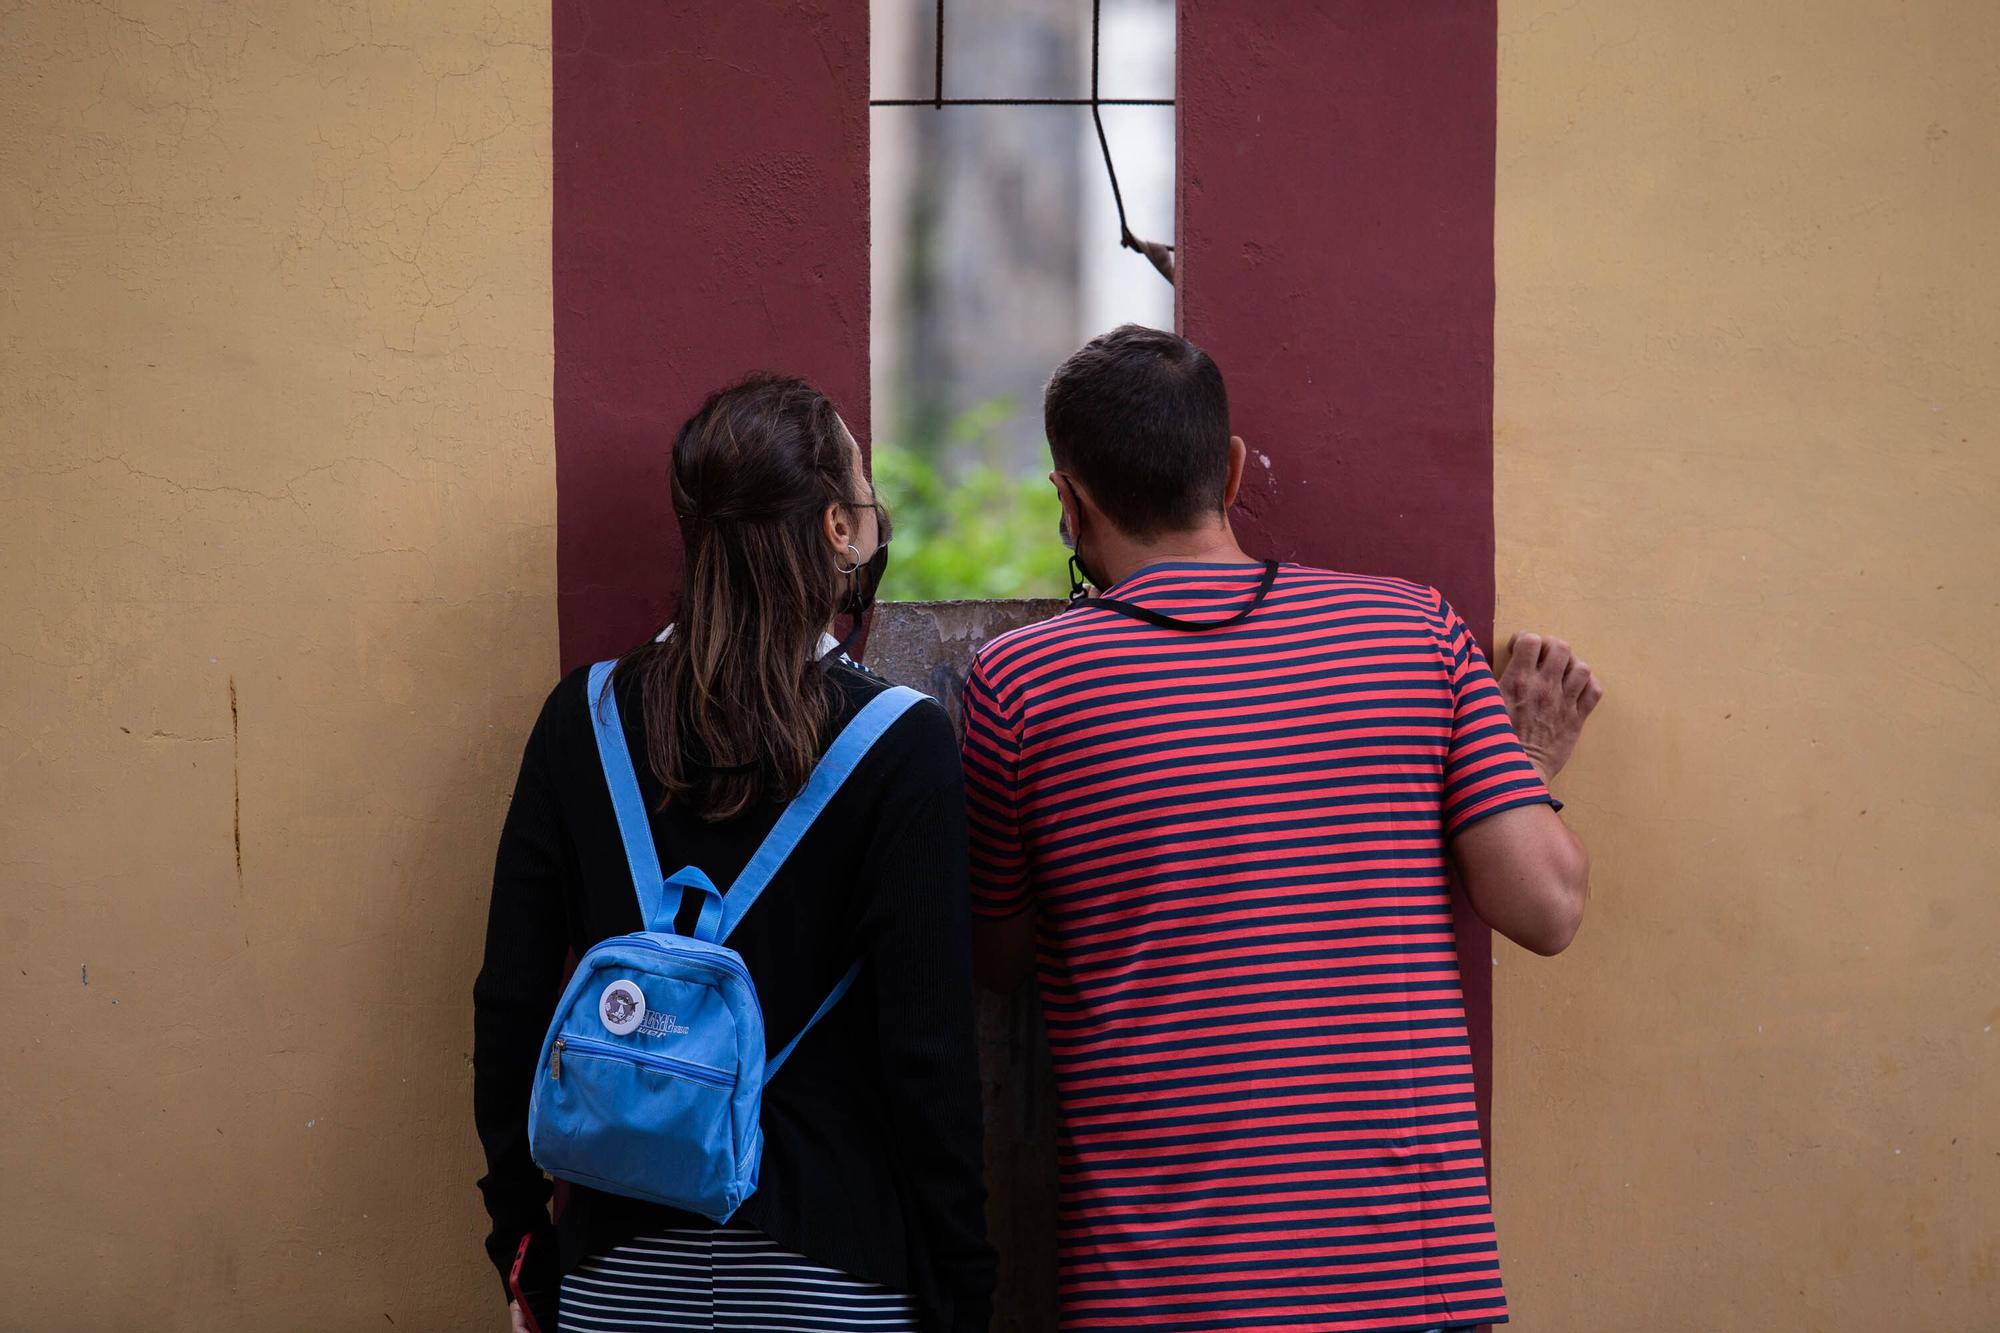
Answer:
[557,1227,920,1332]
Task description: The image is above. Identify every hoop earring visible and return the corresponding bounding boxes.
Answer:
[835,543,863,575]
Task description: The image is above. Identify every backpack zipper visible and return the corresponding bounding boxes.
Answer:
[620,936,754,989]
[552,1034,733,1088]
[546,941,751,1087]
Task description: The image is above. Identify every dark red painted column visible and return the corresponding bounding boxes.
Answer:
[1177,1,1503,1143]
[554,0,871,671]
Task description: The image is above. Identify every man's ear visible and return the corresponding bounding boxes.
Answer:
[1222,436,1249,509]
[1057,471,1113,530]
[1051,471,1080,527]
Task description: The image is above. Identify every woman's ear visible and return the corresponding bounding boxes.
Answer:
[823,501,855,561]
[825,414,866,562]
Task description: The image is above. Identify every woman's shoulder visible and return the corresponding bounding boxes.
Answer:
[525,655,645,763]
[537,650,953,766]
[823,653,886,702]
[541,657,615,721]
[825,660,955,762]
[522,661,591,732]
[827,657,937,714]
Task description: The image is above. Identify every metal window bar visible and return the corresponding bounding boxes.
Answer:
[870,0,1176,283]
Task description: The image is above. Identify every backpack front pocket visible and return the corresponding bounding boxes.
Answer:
[555,1035,731,1086]
[536,1034,740,1209]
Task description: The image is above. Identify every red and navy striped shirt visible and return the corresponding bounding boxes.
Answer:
[961,561,1553,1333]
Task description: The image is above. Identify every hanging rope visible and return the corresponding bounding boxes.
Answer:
[1088,0,1174,282]
[871,0,1176,284]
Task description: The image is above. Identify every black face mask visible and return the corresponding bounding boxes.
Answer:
[1058,477,1110,604]
[843,504,892,617]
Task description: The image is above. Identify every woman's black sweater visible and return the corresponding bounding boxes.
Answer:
[473,654,995,1333]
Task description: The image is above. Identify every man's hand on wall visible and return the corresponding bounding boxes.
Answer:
[1497,632,1604,782]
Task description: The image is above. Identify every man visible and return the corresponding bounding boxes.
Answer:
[961,325,1600,1332]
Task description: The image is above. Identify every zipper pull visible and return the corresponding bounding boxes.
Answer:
[551,1037,564,1081]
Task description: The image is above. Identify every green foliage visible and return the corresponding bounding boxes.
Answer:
[871,400,1069,601]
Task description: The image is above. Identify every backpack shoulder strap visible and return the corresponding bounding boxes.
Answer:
[586,660,671,930]
[765,958,863,1077]
[719,685,928,940]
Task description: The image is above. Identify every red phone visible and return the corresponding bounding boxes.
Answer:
[508,1233,546,1333]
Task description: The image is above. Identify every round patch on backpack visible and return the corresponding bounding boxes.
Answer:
[598,979,646,1036]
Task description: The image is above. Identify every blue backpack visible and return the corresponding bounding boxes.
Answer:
[527,660,925,1221]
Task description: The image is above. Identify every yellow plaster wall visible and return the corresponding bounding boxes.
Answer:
[6,0,1997,1327]
[0,2,554,1327]
[1493,2,1999,1327]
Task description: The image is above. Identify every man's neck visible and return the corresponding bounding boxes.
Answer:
[1095,520,1253,590]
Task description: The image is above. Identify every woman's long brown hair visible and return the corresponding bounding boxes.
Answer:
[623,374,858,821]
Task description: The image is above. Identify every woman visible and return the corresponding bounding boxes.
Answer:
[473,375,995,1333]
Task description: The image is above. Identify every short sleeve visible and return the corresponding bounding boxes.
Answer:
[1435,596,1558,837]
[960,654,1032,919]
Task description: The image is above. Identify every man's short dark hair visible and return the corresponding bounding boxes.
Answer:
[1043,324,1231,538]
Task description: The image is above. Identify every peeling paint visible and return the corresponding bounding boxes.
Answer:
[865,599,1066,1326]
